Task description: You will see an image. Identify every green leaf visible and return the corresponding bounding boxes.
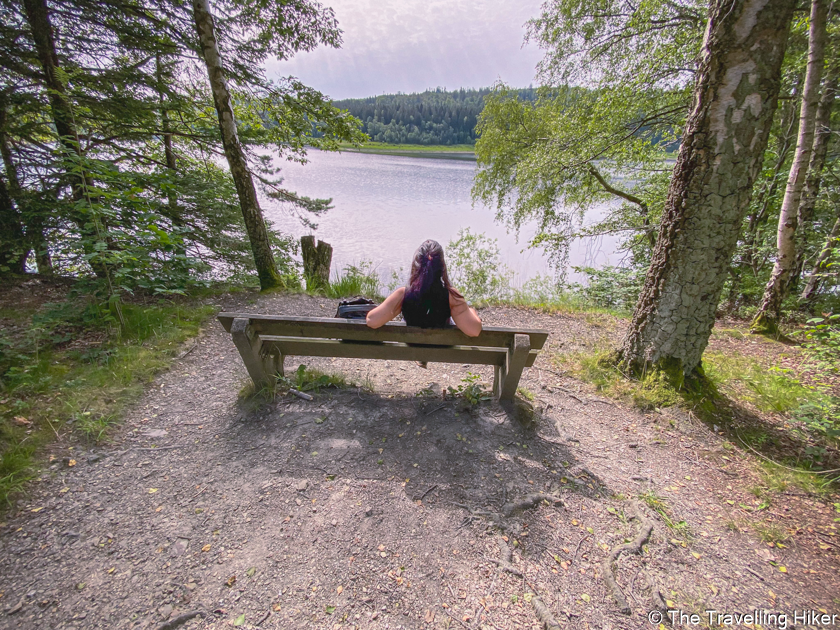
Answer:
[233,613,246,626]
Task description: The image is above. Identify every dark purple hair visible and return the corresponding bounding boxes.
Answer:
[408,240,452,296]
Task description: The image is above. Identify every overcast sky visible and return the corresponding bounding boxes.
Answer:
[266,0,546,100]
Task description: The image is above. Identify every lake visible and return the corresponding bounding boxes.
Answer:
[263,150,620,286]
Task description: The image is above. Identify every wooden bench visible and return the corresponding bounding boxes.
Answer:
[217,313,548,401]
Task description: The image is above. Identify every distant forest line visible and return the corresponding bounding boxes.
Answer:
[332,87,677,148]
[332,87,538,146]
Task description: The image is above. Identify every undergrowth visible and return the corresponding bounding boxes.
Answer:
[0,296,215,507]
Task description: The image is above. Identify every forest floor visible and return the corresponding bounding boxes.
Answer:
[0,288,838,630]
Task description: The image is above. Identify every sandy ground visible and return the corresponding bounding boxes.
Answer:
[1,292,838,630]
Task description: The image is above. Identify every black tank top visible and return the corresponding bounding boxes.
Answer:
[402,283,451,328]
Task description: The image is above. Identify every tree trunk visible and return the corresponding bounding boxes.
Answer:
[790,60,839,290]
[751,0,828,332]
[0,96,31,274]
[22,0,86,196]
[301,235,333,290]
[800,215,840,304]
[618,0,797,378]
[191,0,284,291]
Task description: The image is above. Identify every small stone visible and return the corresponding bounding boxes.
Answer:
[169,538,189,557]
[6,598,24,615]
[144,429,168,439]
[295,480,309,492]
[159,604,173,619]
[364,508,373,517]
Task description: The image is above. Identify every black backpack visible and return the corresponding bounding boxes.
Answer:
[334,296,378,319]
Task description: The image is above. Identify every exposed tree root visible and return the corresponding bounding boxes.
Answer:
[492,540,562,630]
[601,503,653,615]
[502,492,564,517]
[154,610,206,630]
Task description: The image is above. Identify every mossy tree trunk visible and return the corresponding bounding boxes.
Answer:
[618,0,797,378]
[752,0,829,332]
[191,0,284,291]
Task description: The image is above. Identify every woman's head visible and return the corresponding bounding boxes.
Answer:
[409,239,451,294]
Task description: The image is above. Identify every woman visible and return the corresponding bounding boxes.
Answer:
[366,240,482,337]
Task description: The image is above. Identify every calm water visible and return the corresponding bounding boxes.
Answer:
[263,150,619,285]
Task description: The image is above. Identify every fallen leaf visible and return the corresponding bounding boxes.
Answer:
[580,594,591,603]
[225,575,236,587]
[13,416,30,426]
[691,552,701,560]
[337,586,343,594]
[666,600,676,608]
[201,544,211,552]
[148,488,158,494]
[246,567,256,577]
[325,605,335,614]
[272,603,281,612]
[778,566,787,573]
[107,567,115,574]
[30,507,44,513]
[68,459,77,467]
[233,613,245,626]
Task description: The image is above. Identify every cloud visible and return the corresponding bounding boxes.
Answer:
[265,0,544,99]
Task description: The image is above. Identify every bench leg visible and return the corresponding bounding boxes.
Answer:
[495,334,531,401]
[231,317,273,389]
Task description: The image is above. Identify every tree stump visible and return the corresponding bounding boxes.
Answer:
[301,235,332,291]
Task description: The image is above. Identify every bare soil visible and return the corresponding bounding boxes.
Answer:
[1,291,838,630]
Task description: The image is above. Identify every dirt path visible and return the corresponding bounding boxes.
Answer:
[1,293,838,629]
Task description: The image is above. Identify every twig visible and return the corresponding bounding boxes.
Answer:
[425,403,447,415]
[568,394,587,405]
[441,606,471,629]
[491,541,561,630]
[601,503,653,615]
[815,532,840,550]
[255,609,271,626]
[288,388,313,401]
[735,431,840,475]
[573,534,589,561]
[154,610,206,630]
[745,566,765,582]
[184,487,206,504]
[413,484,438,501]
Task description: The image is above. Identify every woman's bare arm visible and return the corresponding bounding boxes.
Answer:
[449,289,482,337]
[366,287,405,329]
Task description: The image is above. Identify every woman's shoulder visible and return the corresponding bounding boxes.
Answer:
[448,287,466,303]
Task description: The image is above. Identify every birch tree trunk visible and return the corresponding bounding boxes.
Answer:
[751,0,828,331]
[191,0,284,291]
[618,0,797,378]
[790,60,839,291]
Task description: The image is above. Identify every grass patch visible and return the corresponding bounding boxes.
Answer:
[750,521,790,545]
[0,297,215,507]
[554,344,683,410]
[321,262,382,300]
[703,353,815,414]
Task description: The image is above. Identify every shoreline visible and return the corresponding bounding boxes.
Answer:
[337,142,476,161]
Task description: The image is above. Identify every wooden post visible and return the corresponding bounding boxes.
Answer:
[301,235,333,291]
[230,317,272,389]
[495,334,531,401]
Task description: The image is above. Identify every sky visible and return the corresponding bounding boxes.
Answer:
[266,0,546,100]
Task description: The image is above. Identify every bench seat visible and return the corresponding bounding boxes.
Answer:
[218,313,548,401]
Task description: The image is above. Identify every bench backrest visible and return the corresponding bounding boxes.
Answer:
[217,313,548,351]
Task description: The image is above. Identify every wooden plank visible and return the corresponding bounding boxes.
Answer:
[260,337,508,366]
[218,313,548,350]
[498,334,531,401]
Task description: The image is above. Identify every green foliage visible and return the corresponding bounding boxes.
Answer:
[323,262,382,299]
[446,372,491,406]
[281,364,347,393]
[446,228,514,303]
[570,266,645,312]
[799,314,840,376]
